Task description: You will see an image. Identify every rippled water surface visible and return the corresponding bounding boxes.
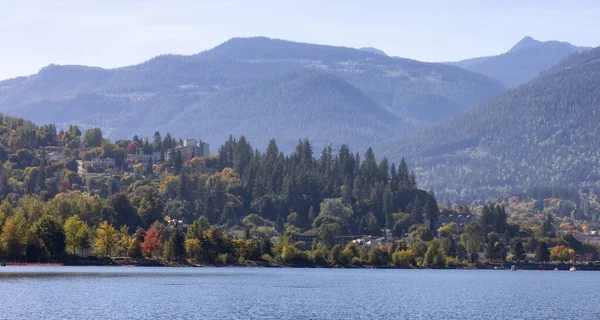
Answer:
[0,267,598,319]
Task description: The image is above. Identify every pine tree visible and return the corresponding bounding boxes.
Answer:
[411,194,423,224]
[424,191,439,231]
[541,214,554,237]
[173,150,183,174]
[511,241,525,262]
[535,241,550,262]
[166,226,185,261]
[145,157,154,175]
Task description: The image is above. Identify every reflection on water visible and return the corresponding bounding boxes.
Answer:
[0,267,599,319]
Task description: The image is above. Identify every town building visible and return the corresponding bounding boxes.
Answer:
[174,139,210,162]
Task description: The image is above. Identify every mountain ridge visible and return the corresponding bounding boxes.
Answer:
[0,36,505,153]
[450,36,590,87]
[398,46,600,202]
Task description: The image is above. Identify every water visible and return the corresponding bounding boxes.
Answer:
[0,267,598,319]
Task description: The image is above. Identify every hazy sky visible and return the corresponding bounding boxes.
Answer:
[1,0,598,80]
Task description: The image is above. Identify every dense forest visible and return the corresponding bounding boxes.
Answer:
[0,36,504,153]
[399,46,600,202]
[1,114,599,268]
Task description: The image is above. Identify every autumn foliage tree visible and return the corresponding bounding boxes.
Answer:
[142,226,164,257]
[94,221,118,257]
[550,245,575,262]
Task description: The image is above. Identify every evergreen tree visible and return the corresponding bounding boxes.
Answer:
[410,194,423,224]
[424,191,439,231]
[166,226,185,261]
[173,150,183,174]
[152,131,162,152]
[145,157,154,175]
[535,241,550,262]
[511,240,525,262]
[541,214,555,237]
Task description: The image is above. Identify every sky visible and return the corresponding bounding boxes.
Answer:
[0,0,598,80]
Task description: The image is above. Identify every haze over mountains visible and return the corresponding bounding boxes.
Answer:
[399,46,600,201]
[451,36,589,88]
[0,37,504,153]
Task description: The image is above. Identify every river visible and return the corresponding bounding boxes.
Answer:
[0,266,598,319]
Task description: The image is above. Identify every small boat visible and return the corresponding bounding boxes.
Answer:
[570,266,576,272]
[510,265,516,271]
[554,268,559,271]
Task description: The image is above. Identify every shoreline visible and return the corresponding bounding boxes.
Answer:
[4,258,598,271]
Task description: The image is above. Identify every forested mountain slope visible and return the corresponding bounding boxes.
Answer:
[0,37,504,152]
[451,36,589,88]
[399,46,600,202]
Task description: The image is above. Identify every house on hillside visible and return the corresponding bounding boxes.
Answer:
[90,157,115,169]
[573,233,600,245]
[437,212,475,231]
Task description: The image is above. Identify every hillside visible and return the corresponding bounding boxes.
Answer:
[398,46,600,202]
[0,37,504,152]
[160,72,402,151]
[451,36,589,88]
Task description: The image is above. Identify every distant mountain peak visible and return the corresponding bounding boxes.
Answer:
[201,36,384,62]
[451,36,587,87]
[359,47,388,56]
[509,36,542,52]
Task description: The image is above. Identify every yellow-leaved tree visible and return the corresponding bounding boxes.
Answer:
[94,221,118,257]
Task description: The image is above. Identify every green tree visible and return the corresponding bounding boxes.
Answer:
[541,214,555,237]
[422,240,446,267]
[31,215,66,257]
[320,198,353,220]
[411,226,434,242]
[0,215,28,259]
[83,128,103,148]
[64,215,91,255]
[368,245,389,265]
[460,222,483,263]
[117,225,132,257]
[166,226,185,261]
[511,240,526,262]
[186,216,210,240]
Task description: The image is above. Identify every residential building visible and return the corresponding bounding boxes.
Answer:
[437,212,475,231]
[152,152,163,163]
[573,233,600,245]
[40,146,65,161]
[46,152,65,161]
[90,157,115,169]
[126,153,160,164]
[42,146,63,153]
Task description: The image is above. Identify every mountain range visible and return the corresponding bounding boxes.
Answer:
[0,37,504,153]
[450,36,589,88]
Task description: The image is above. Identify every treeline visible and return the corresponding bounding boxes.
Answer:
[1,113,600,267]
[0,112,444,262]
